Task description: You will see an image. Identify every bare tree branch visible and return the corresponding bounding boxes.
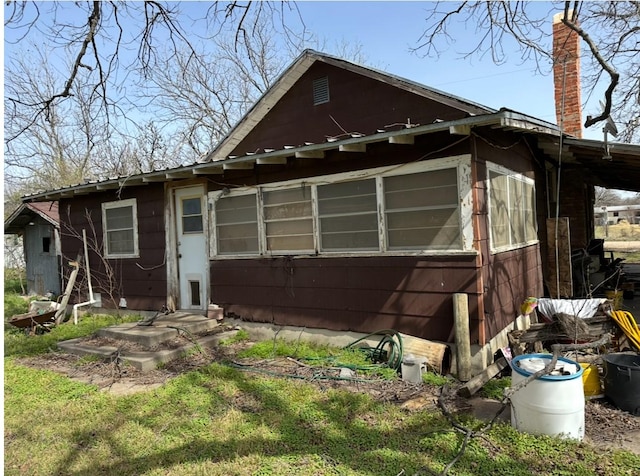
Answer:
[561,9,620,128]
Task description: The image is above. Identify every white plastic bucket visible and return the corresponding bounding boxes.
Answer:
[510,353,585,440]
[401,355,428,384]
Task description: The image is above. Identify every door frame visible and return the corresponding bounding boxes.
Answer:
[166,182,209,312]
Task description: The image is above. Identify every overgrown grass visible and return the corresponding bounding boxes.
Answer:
[4,313,141,358]
[480,376,511,400]
[5,350,640,475]
[4,292,29,320]
[422,371,451,386]
[595,223,640,241]
[4,267,26,294]
[4,308,639,475]
[219,328,250,345]
[239,337,398,379]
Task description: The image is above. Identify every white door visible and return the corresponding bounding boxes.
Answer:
[174,186,208,310]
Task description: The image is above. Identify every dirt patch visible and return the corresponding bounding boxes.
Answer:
[16,343,640,455]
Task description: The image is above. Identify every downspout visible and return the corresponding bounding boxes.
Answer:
[73,229,96,324]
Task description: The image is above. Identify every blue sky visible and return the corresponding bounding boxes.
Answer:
[3,1,605,141]
[294,1,602,140]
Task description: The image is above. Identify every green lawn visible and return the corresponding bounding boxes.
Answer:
[4,318,640,476]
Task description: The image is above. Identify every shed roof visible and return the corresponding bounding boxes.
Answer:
[4,201,59,234]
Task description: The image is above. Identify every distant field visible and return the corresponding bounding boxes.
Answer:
[595,223,640,241]
[594,224,640,263]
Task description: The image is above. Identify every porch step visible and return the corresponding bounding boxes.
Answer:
[96,312,220,347]
[58,330,238,372]
[57,310,233,372]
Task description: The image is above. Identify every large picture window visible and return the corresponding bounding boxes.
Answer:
[488,165,537,252]
[102,198,138,258]
[210,156,474,257]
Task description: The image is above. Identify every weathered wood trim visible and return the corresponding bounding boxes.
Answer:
[165,183,179,311]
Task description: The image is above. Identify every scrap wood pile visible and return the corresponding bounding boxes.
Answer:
[459,297,640,399]
[508,297,638,355]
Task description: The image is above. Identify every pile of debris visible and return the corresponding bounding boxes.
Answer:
[506,297,640,416]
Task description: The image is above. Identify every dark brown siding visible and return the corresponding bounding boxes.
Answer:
[482,245,543,339]
[472,130,545,341]
[60,184,167,311]
[231,62,473,156]
[211,256,481,343]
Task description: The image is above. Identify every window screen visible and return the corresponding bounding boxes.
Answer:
[264,187,314,252]
[216,194,259,254]
[489,168,537,250]
[102,200,137,257]
[384,168,460,250]
[318,179,378,251]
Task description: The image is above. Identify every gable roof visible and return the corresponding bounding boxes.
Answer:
[4,201,59,234]
[201,49,496,163]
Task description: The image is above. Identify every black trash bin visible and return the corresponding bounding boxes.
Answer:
[602,353,640,416]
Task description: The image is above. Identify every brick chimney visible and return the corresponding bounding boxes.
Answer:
[552,12,582,138]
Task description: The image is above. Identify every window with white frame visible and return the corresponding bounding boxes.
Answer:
[215,194,259,255]
[488,164,537,251]
[211,156,474,257]
[384,168,461,250]
[263,187,314,252]
[317,179,379,251]
[102,198,139,258]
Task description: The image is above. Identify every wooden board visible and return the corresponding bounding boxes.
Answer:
[546,218,573,298]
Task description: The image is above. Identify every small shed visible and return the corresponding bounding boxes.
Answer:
[4,201,61,296]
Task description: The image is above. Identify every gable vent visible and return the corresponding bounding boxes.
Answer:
[312,76,330,105]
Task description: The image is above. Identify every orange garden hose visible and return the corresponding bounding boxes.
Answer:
[609,310,640,351]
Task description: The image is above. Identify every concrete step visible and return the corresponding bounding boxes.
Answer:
[96,312,220,347]
[58,328,238,372]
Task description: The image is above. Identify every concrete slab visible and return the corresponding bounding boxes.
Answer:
[96,314,220,347]
[58,330,239,372]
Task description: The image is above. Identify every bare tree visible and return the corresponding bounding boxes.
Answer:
[4,1,303,144]
[138,12,301,161]
[4,49,106,193]
[4,2,308,193]
[594,186,622,207]
[414,1,640,142]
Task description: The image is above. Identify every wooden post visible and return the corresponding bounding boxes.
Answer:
[453,293,472,382]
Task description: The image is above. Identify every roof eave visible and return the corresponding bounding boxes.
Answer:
[22,110,564,203]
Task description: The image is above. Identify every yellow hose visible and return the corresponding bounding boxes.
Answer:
[610,310,640,351]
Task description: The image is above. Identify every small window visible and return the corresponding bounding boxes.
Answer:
[318,179,378,251]
[42,236,51,253]
[102,198,139,258]
[181,197,203,233]
[312,76,330,105]
[215,194,259,254]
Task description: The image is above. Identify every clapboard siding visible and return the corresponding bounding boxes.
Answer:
[231,62,472,156]
[482,245,543,339]
[60,184,167,309]
[211,256,481,343]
